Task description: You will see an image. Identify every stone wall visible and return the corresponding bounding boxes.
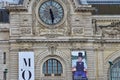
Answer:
[0,0,120,80]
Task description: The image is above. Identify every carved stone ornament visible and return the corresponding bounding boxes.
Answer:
[39,28,65,37]
[102,27,120,38]
[19,43,33,50]
[20,27,32,35]
[72,27,84,35]
[99,21,120,38]
[46,43,58,54]
[33,22,69,37]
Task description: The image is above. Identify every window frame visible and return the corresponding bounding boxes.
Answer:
[43,58,63,76]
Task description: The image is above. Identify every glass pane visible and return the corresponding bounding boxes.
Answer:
[48,59,52,74]
[43,63,46,73]
[111,59,120,80]
[42,59,63,75]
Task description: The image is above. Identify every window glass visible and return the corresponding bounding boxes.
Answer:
[43,58,63,76]
[0,9,9,23]
[111,59,120,80]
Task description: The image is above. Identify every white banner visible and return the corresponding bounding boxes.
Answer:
[19,52,34,80]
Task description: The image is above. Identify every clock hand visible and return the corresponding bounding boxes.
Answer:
[50,0,52,6]
[49,9,54,23]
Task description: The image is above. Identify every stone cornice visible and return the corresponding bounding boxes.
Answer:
[92,15,120,21]
[99,21,120,28]
[94,39,120,43]
[12,38,120,43]
[72,0,95,12]
[6,5,27,12]
[74,5,95,12]
[14,39,86,43]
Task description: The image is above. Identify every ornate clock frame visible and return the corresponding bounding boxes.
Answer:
[36,0,67,28]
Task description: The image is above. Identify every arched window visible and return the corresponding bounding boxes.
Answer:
[43,58,63,76]
[110,58,120,80]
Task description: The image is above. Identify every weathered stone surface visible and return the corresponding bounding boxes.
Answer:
[0,0,120,80]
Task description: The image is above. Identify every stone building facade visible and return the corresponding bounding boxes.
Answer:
[0,0,120,80]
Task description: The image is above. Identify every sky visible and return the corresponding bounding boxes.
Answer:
[0,0,120,4]
[0,0,19,3]
[1,0,120,2]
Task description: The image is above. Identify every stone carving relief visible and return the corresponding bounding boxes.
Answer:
[72,27,84,35]
[20,27,32,35]
[93,20,120,38]
[46,43,58,55]
[70,15,86,36]
[19,43,33,50]
[102,26,120,38]
[33,23,69,38]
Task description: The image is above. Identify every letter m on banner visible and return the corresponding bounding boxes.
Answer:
[19,52,34,80]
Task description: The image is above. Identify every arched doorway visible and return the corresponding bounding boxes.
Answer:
[109,58,120,80]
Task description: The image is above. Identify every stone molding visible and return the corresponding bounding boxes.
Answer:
[6,5,27,12]
[74,6,95,12]
[72,0,95,12]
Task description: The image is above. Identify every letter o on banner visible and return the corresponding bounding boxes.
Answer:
[22,70,32,80]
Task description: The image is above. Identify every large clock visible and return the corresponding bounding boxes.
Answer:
[38,0,64,26]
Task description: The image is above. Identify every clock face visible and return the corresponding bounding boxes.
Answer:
[39,0,64,25]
